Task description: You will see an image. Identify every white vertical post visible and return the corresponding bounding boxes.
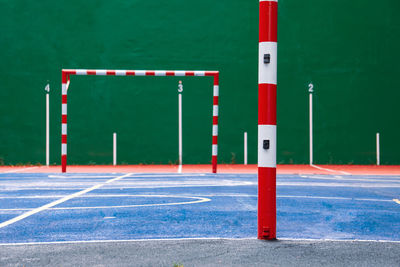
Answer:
[113,132,117,166]
[376,132,380,166]
[244,132,248,165]
[178,81,183,173]
[309,83,314,165]
[45,83,50,166]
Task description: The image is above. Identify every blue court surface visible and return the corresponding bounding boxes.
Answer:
[0,172,399,243]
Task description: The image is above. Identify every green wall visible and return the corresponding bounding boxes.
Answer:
[0,0,399,165]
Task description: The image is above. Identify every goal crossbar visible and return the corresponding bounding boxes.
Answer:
[61,69,219,173]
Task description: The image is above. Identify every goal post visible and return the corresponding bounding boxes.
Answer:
[61,69,219,173]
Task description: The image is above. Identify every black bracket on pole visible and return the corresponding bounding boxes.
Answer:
[263,140,270,150]
[264,54,270,64]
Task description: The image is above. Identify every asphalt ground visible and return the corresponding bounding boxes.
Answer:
[1,238,400,266]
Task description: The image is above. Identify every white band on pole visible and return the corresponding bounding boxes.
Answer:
[309,83,314,165]
[46,92,49,166]
[113,133,117,166]
[179,94,182,166]
[178,81,183,173]
[376,132,380,166]
[244,132,248,165]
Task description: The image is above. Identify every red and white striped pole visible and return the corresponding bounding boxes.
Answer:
[212,73,219,173]
[258,0,277,240]
[61,71,68,173]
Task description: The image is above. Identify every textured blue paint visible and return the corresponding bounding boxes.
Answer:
[0,173,399,243]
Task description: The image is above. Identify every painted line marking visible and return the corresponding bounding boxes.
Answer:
[2,182,400,191]
[50,196,210,210]
[0,194,391,202]
[1,237,400,246]
[2,167,39,173]
[0,198,211,211]
[0,195,211,211]
[48,175,116,178]
[0,179,254,191]
[299,174,400,183]
[311,164,351,175]
[0,194,208,199]
[0,173,133,229]
[278,195,393,202]
[123,173,207,177]
[48,173,206,178]
[277,182,400,188]
[393,199,400,205]
[0,194,393,212]
[2,181,400,191]
[279,238,400,243]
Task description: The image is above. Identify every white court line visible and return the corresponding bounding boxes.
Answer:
[311,164,351,175]
[0,173,133,229]
[278,195,393,202]
[0,197,211,211]
[1,166,39,173]
[50,196,210,210]
[178,165,182,173]
[279,237,400,243]
[0,194,208,199]
[0,194,394,212]
[1,237,399,246]
[300,175,400,183]
[277,182,400,188]
[47,174,206,178]
[4,181,400,191]
[111,173,207,178]
[48,175,116,178]
[0,195,210,211]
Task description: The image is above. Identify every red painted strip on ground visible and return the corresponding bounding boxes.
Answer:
[2,165,400,175]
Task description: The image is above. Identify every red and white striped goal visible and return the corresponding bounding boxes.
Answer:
[61,69,219,173]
